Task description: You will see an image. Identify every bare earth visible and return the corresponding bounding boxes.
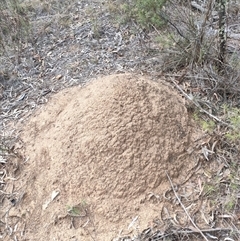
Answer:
[8,74,203,240]
[1,0,240,240]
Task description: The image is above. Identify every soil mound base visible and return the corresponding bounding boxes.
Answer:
[13,74,201,240]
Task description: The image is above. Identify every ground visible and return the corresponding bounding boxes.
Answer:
[1,0,240,241]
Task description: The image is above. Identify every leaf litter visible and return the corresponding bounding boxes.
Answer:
[0,0,240,240]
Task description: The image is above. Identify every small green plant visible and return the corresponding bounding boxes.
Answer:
[203,183,218,196]
[203,174,222,197]
[155,32,174,49]
[67,200,88,217]
[193,111,216,133]
[229,169,240,191]
[109,0,167,29]
[224,196,237,212]
[133,0,167,28]
[223,106,240,141]
[201,120,216,132]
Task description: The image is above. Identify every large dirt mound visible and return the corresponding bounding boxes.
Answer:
[12,74,201,240]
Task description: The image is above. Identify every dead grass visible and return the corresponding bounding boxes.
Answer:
[0,0,29,61]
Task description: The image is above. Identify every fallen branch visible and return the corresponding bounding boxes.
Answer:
[146,227,233,240]
[191,1,218,16]
[166,171,209,241]
[170,77,230,126]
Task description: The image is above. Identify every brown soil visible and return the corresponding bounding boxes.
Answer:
[10,74,202,240]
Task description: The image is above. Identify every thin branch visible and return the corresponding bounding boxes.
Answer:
[158,11,188,40]
[166,171,209,241]
[148,227,233,240]
[164,73,213,81]
[170,77,230,126]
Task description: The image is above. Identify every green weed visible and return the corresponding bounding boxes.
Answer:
[155,32,175,49]
[203,183,218,197]
[193,111,216,133]
[108,0,167,29]
[224,197,237,212]
[67,200,88,217]
[133,0,167,28]
[223,106,240,141]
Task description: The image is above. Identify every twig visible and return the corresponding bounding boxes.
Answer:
[172,227,232,235]
[147,227,233,240]
[164,73,214,81]
[158,11,188,40]
[170,77,230,126]
[166,171,209,241]
[186,227,232,234]
[191,1,205,13]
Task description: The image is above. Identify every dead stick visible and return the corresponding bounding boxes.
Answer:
[166,172,209,241]
[175,227,232,234]
[170,78,230,126]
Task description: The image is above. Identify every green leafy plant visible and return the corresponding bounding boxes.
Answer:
[201,120,216,132]
[133,0,167,28]
[203,182,219,197]
[67,200,88,217]
[109,0,167,29]
[154,32,174,49]
[224,196,237,212]
[223,107,240,141]
[193,111,216,133]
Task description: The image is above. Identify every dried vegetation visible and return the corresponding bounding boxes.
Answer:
[1,0,240,240]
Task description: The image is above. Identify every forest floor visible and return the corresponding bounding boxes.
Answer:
[1,0,240,240]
